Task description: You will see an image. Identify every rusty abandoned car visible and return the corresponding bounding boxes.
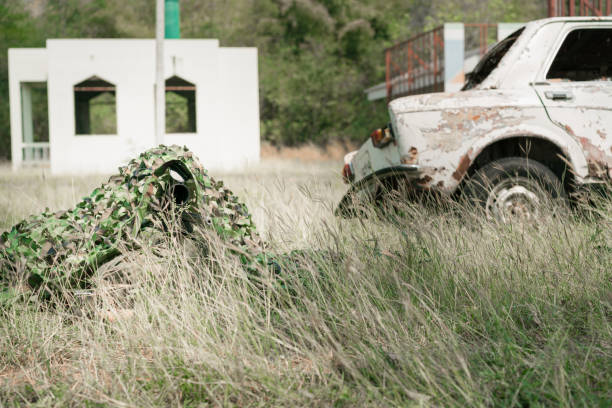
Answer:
[338,17,612,221]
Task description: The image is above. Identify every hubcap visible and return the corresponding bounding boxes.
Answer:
[486,177,543,222]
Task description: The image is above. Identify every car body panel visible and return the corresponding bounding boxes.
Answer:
[348,137,404,183]
[532,21,612,180]
[340,17,612,210]
[389,88,590,192]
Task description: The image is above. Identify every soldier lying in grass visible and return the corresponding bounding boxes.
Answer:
[0,145,269,301]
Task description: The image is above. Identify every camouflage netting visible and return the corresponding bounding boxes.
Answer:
[0,145,267,297]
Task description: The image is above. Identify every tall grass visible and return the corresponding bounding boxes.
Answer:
[0,160,610,407]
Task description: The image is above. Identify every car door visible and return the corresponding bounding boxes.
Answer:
[532,24,612,180]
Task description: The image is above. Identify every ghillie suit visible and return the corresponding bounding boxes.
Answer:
[0,145,266,299]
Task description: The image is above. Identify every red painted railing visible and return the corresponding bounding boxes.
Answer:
[385,23,497,102]
[548,0,612,16]
[464,23,497,57]
[385,26,445,101]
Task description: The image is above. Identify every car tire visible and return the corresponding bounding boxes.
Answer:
[464,157,568,222]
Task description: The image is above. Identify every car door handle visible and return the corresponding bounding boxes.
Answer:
[544,90,573,101]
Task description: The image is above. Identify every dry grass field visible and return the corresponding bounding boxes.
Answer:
[0,159,611,407]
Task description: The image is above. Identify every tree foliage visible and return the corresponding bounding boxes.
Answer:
[0,0,546,159]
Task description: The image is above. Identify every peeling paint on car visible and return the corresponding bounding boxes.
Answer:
[340,17,612,209]
[401,147,418,165]
[452,149,474,181]
[416,175,433,186]
[579,137,612,179]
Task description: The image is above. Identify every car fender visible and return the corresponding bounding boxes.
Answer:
[456,122,589,185]
[335,165,420,217]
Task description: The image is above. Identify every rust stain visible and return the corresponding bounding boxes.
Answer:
[432,107,532,154]
[587,161,607,178]
[441,107,512,129]
[564,124,576,138]
[579,136,612,179]
[580,137,606,161]
[597,129,606,139]
[401,147,419,165]
[452,148,473,181]
[416,175,433,186]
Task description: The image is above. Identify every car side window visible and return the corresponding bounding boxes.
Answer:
[547,28,612,82]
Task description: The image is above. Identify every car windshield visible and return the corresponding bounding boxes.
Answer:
[462,27,524,90]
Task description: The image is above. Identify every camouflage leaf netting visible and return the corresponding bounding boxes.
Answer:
[0,145,266,296]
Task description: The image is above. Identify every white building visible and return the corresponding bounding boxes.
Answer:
[9,39,260,174]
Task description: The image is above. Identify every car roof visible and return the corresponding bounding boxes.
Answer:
[479,16,612,89]
[528,16,612,27]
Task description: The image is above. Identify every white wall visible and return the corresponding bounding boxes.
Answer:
[8,48,48,171]
[443,23,465,93]
[9,39,260,174]
[47,40,154,174]
[217,48,260,169]
[160,39,222,168]
[162,42,260,170]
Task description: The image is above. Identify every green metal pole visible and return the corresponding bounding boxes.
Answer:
[165,0,180,39]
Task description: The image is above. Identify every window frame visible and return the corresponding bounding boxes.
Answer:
[73,76,119,136]
[164,75,197,135]
[538,24,612,84]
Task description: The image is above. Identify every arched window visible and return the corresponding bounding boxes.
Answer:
[74,76,117,135]
[166,76,196,133]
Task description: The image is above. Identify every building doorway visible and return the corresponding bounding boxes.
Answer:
[20,82,49,164]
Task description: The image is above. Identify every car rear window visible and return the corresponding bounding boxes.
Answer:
[547,28,612,82]
[462,28,524,91]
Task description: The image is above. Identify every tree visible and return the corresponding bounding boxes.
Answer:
[0,0,547,160]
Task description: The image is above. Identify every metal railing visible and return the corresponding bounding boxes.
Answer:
[548,0,612,16]
[21,142,50,164]
[465,23,498,57]
[385,26,445,101]
[384,23,498,101]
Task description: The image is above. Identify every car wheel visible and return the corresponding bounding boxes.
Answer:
[465,157,568,222]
